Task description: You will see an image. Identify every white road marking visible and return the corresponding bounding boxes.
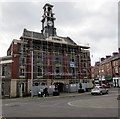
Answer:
[67,96,118,109]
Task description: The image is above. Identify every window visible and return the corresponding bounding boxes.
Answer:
[106,68,110,75]
[56,67,59,73]
[84,63,87,68]
[83,69,87,77]
[2,66,6,76]
[20,57,26,65]
[55,55,61,64]
[38,53,42,59]
[115,67,119,74]
[70,68,75,74]
[38,66,42,76]
[72,58,74,62]
[116,61,118,66]
[113,61,116,66]
[52,38,62,41]
[20,69,25,76]
[84,53,86,58]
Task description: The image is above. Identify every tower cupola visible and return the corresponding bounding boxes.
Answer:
[41,3,57,38]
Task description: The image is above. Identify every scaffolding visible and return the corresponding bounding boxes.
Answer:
[19,33,91,86]
[18,2,91,89]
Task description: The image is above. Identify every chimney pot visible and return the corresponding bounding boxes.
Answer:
[101,58,105,61]
[113,52,118,56]
[106,55,111,59]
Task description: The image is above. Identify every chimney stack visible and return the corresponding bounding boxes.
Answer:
[95,61,100,66]
[113,52,118,56]
[106,55,111,59]
[101,58,105,61]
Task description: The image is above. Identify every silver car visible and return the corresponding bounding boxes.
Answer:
[91,86,109,95]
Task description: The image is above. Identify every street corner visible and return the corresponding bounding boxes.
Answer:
[68,97,118,108]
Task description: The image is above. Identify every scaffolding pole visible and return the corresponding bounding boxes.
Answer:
[31,48,33,97]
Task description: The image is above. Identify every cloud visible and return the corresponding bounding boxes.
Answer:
[0,1,118,65]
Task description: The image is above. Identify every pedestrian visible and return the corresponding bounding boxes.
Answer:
[38,89,44,97]
[43,88,49,97]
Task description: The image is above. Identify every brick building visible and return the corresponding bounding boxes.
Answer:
[0,3,91,98]
[91,49,120,87]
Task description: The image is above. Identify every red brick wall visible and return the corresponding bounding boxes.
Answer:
[12,55,18,79]
[27,51,31,79]
[11,43,19,79]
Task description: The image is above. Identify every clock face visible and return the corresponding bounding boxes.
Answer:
[48,21,53,26]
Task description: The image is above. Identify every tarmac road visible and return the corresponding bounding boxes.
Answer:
[1,87,119,118]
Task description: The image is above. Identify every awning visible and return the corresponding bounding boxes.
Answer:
[105,76,112,80]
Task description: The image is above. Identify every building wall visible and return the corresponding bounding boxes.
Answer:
[10,79,17,97]
[91,62,100,79]
[1,37,91,97]
[112,59,120,77]
[32,41,91,82]
[2,80,11,97]
[0,56,12,98]
[12,55,19,79]
[16,39,91,84]
[92,50,120,85]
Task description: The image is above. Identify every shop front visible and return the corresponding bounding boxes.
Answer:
[113,77,120,87]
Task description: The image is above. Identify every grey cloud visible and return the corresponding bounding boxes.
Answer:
[0,1,118,65]
[1,2,44,32]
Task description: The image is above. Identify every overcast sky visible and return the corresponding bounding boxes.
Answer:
[0,0,119,65]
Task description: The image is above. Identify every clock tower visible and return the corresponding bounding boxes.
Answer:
[41,3,57,38]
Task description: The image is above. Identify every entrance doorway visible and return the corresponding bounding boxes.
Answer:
[54,82,64,92]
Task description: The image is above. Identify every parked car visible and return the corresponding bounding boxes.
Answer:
[102,84,110,88]
[94,84,100,87]
[91,86,109,95]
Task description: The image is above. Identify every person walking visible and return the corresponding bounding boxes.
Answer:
[43,88,49,97]
[38,88,44,97]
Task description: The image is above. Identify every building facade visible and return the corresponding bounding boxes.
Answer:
[0,4,91,98]
[91,49,120,87]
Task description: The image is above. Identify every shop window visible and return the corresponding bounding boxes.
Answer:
[83,69,87,77]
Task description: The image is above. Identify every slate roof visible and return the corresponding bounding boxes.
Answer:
[100,53,120,65]
[21,29,90,49]
[22,29,45,39]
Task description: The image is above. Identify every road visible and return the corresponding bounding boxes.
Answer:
[2,88,119,118]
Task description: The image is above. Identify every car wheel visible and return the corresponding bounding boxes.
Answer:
[100,91,102,95]
[106,90,108,94]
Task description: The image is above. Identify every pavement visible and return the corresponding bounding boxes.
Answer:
[2,87,119,100]
[2,91,90,100]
